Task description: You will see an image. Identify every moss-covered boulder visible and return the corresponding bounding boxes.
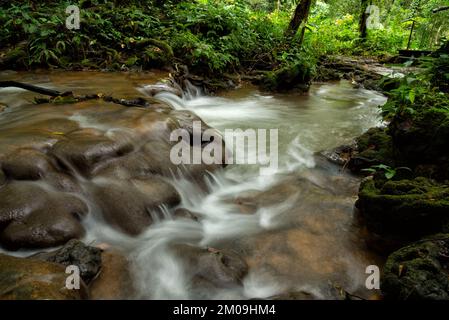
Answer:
[390,108,449,179]
[348,127,395,173]
[357,177,449,240]
[382,235,449,300]
[261,62,312,92]
[0,253,88,300]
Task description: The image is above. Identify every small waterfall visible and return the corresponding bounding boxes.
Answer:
[0,73,388,300]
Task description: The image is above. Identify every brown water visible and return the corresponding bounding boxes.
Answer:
[0,70,387,299]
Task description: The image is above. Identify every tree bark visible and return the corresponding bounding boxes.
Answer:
[359,0,370,40]
[285,0,313,44]
[0,81,64,97]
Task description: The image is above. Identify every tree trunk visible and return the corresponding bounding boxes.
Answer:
[285,0,313,44]
[359,0,370,40]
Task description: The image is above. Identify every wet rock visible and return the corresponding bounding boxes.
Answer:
[268,285,348,300]
[171,244,248,290]
[30,239,102,283]
[173,208,200,221]
[51,128,134,176]
[382,235,449,300]
[232,191,260,214]
[45,172,82,193]
[1,148,57,180]
[141,82,183,97]
[0,253,88,300]
[315,56,383,90]
[0,98,226,248]
[0,182,88,250]
[269,291,316,300]
[92,177,180,235]
[92,140,175,179]
[356,177,449,240]
[320,144,355,167]
[90,248,135,300]
[141,139,225,180]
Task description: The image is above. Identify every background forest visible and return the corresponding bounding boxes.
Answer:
[1,0,448,75]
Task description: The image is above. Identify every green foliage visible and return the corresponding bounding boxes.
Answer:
[1,0,448,73]
[362,164,398,180]
[381,48,449,120]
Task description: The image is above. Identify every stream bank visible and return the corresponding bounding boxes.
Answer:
[326,46,449,300]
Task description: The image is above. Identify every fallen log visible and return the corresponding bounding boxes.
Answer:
[0,81,68,97]
[0,81,151,108]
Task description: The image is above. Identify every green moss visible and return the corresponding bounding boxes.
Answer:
[261,62,312,92]
[357,177,449,238]
[382,235,449,300]
[389,106,449,179]
[349,127,395,172]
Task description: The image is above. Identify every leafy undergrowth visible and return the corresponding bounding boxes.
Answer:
[2,0,447,79]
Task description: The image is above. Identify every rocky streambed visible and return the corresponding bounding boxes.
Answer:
[0,70,390,300]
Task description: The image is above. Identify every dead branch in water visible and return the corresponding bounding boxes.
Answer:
[0,80,68,97]
[0,81,151,108]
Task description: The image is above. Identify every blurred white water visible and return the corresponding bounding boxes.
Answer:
[0,76,387,300]
[109,81,386,299]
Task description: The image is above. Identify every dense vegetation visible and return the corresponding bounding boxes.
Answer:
[1,0,448,77]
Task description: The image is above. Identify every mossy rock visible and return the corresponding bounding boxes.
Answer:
[389,108,449,179]
[357,177,449,239]
[378,77,402,93]
[382,235,449,300]
[348,127,395,172]
[0,253,88,300]
[0,44,27,69]
[261,62,312,92]
[140,39,174,69]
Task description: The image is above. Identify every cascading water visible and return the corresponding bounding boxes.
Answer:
[128,80,387,299]
[0,71,387,300]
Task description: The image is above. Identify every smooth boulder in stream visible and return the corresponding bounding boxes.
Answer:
[0,98,225,249]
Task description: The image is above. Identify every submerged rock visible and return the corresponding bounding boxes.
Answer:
[173,208,200,221]
[30,239,102,283]
[382,235,449,300]
[141,82,183,97]
[0,253,88,300]
[92,177,180,235]
[356,177,449,241]
[90,248,135,300]
[171,244,248,291]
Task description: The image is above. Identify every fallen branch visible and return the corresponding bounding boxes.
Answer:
[0,80,69,97]
[0,81,152,108]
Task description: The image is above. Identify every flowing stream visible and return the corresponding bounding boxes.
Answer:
[0,71,387,300]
